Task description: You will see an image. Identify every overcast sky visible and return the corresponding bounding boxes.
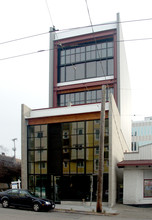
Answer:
[0,0,152,158]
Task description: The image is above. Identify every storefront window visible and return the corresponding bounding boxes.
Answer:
[144,179,152,197]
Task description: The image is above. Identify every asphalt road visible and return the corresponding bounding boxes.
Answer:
[0,204,152,220]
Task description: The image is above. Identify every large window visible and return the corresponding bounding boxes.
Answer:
[58,88,113,106]
[144,179,152,197]
[27,125,48,198]
[58,39,114,83]
[62,120,109,175]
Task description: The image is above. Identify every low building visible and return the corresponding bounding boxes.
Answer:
[118,144,152,205]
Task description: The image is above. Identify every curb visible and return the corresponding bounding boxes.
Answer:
[54,208,119,216]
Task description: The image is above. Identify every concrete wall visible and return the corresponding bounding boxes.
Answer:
[109,94,129,207]
[21,104,31,189]
[124,169,152,204]
[124,169,143,204]
[49,27,55,108]
[117,13,132,149]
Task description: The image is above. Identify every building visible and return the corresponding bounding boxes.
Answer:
[21,13,131,207]
[0,153,21,191]
[118,144,152,205]
[132,117,152,151]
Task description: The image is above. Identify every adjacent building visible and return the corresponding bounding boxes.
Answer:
[118,144,152,205]
[21,13,131,207]
[132,117,152,151]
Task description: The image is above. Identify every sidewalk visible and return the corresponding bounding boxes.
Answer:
[55,201,152,217]
[55,201,118,215]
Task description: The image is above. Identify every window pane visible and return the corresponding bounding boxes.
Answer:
[65,94,70,106]
[66,55,70,64]
[35,151,40,162]
[28,163,34,174]
[108,59,114,75]
[86,134,94,147]
[75,93,80,104]
[28,126,34,138]
[70,93,75,104]
[102,49,106,58]
[81,52,85,61]
[35,162,40,174]
[79,92,85,104]
[86,91,91,103]
[60,94,65,106]
[75,63,85,80]
[28,138,34,149]
[29,175,34,186]
[76,54,80,62]
[66,66,75,81]
[60,67,65,82]
[61,56,65,65]
[28,151,34,162]
[41,137,47,149]
[61,50,65,56]
[86,62,96,78]
[108,48,113,57]
[41,150,47,161]
[71,54,75,63]
[86,121,93,133]
[102,42,106,48]
[41,125,47,137]
[144,180,152,197]
[35,138,40,149]
[71,135,77,147]
[107,42,113,48]
[97,90,101,102]
[97,60,106,77]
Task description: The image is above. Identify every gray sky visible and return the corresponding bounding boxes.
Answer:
[0,0,152,158]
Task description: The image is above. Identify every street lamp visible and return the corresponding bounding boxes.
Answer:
[12,138,17,158]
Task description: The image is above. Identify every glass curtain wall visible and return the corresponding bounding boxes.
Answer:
[27,125,48,198]
[58,39,114,83]
[27,119,109,201]
[57,88,114,106]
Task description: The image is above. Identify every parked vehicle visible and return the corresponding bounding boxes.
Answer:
[0,189,55,212]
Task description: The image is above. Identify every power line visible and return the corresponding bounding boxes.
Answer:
[1,34,152,61]
[1,16,152,46]
[0,31,51,46]
[45,0,54,27]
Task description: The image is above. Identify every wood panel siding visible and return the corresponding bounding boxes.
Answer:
[28,111,108,125]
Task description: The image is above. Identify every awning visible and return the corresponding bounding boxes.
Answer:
[117,160,152,168]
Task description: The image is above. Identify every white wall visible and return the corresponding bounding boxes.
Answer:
[109,94,129,207]
[117,13,132,149]
[123,169,143,204]
[21,104,31,189]
[124,169,152,204]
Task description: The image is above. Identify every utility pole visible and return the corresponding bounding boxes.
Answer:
[96,85,106,213]
[12,138,17,158]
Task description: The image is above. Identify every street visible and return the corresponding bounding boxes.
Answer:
[0,204,152,220]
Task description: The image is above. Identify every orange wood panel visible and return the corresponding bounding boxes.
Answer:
[28,111,108,125]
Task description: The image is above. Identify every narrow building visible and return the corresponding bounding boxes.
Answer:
[21,13,131,207]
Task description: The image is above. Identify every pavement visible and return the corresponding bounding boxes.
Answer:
[55,201,122,215]
[55,201,152,217]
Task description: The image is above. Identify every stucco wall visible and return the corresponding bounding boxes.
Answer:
[109,94,129,207]
[21,104,31,189]
[117,13,132,149]
[124,169,152,204]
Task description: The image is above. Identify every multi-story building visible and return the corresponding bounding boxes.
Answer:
[21,13,131,207]
[132,117,152,151]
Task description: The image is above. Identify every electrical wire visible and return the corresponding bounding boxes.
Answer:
[1,16,152,46]
[45,0,55,28]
